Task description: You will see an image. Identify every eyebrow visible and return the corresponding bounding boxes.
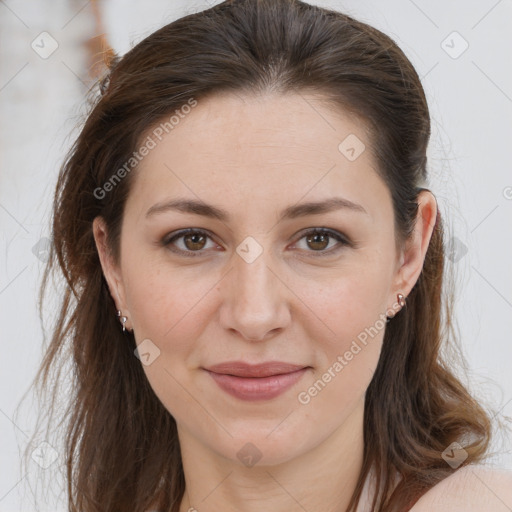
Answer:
[145,196,367,222]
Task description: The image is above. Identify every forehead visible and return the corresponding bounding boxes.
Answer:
[126,91,392,225]
[152,91,366,163]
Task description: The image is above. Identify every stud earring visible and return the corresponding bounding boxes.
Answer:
[116,309,128,332]
[386,292,407,322]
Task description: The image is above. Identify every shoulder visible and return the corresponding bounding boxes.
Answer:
[410,465,512,511]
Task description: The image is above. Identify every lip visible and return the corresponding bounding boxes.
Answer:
[204,361,309,401]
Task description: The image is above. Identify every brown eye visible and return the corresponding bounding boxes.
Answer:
[182,232,207,251]
[306,232,330,251]
[295,228,350,256]
[163,229,217,257]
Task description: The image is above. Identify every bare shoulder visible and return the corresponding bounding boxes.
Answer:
[410,465,512,512]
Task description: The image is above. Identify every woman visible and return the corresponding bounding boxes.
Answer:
[28,0,512,511]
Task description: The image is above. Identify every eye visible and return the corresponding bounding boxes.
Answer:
[162,228,218,257]
[293,228,350,256]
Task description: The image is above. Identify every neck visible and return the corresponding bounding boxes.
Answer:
[177,398,366,512]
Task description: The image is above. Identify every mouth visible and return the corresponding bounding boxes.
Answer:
[203,361,310,401]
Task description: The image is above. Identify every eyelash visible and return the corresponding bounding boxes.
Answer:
[161,228,351,258]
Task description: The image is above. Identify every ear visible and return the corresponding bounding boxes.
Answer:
[92,216,132,329]
[390,189,438,304]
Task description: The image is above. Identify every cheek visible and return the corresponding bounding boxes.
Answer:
[296,258,389,391]
[122,262,218,414]
[301,264,389,340]
[297,275,386,413]
[122,255,217,346]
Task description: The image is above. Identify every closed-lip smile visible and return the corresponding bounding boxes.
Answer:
[203,361,310,401]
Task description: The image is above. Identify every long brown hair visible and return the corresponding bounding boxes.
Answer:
[20,0,504,511]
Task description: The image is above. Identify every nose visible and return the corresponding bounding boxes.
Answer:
[218,243,291,342]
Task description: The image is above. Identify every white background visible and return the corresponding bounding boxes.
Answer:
[1,0,511,510]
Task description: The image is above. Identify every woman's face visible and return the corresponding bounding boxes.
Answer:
[94,91,432,466]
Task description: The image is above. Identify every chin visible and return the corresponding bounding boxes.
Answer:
[202,419,317,468]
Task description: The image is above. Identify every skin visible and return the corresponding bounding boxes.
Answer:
[93,91,439,511]
[412,465,512,511]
